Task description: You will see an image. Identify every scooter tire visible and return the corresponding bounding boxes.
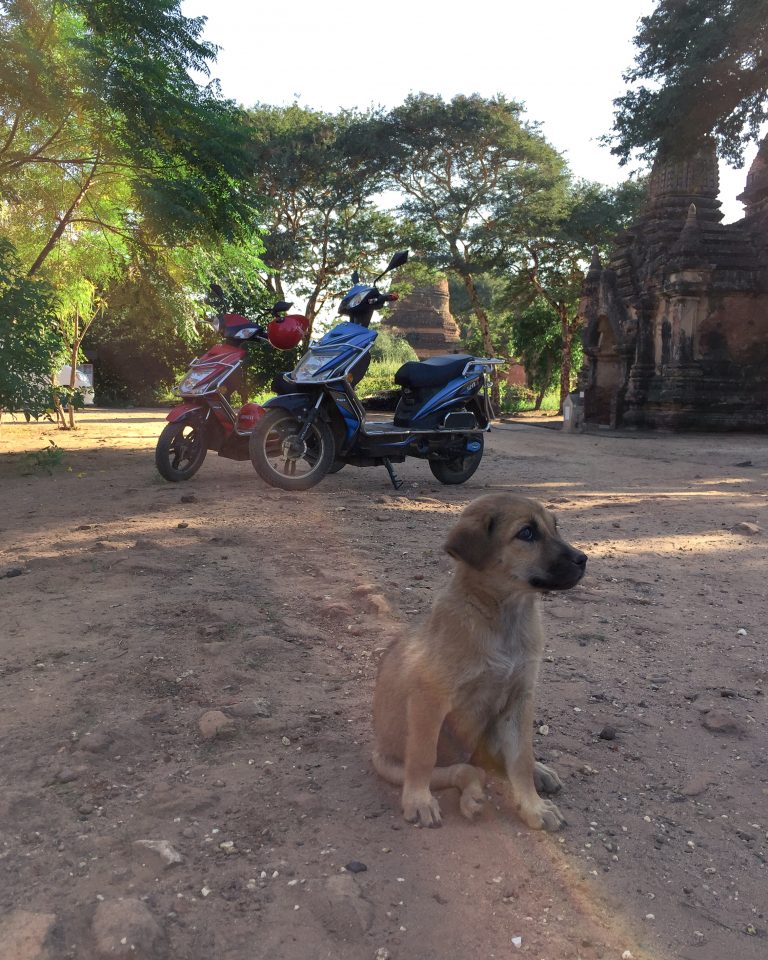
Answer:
[249,407,335,491]
[155,420,207,482]
[428,435,484,485]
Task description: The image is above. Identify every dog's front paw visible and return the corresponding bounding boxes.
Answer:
[533,761,562,795]
[402,790,442,827]
[518,797,567,832]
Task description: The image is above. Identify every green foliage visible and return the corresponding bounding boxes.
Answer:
[0,239,64,416]
[498,384,538,413]
[82,253,198,405]
[357,360,402,399]
[369,329,417,365]
[609,0,768,165]
[25,440,64,474]
[381,93,566,276]
[247,103,399,332]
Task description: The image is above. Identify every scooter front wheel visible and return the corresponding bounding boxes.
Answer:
[155,420,207,481]
[249,408,334,491]
[428,434,484,485]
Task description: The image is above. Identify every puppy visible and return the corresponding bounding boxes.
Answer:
[372,493,587,830]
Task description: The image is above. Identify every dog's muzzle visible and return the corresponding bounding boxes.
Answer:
[530,546,587,591]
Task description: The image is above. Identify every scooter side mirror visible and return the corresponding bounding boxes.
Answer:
[375,250,409,283]
[208,283,227,309]
[387,250,409,272]
[271,300,294,316]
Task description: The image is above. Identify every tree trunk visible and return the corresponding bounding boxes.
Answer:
[27,162,98,276]
[68,342,79,430]
[535,353,554,410]
[52,372,67,428]
[461,272,500,410]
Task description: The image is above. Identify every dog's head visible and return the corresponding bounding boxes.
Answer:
[444,493,587,593]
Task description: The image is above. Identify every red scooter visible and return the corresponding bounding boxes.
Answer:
[155,293,308,481]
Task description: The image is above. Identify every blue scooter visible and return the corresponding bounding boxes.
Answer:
[248,251,503,490]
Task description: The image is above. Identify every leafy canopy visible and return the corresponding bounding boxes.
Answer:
[0,240,64,416]
[610,0,768,165]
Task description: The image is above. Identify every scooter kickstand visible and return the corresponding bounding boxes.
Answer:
[383,458,404,490]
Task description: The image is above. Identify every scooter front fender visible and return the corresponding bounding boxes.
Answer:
[263,393,313,419]
[166,401,207,423]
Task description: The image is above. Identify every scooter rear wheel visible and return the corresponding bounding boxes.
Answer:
[249,408,334,490]
[428,434,484,485]
[155,420,207,482]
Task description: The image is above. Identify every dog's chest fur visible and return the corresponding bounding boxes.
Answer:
[436,596,541,761]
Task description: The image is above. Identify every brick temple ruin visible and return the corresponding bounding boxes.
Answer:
[578,138,768,431]
[380,276,461,358]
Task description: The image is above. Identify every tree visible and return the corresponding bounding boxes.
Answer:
[498,179,646,408]
[0,0,255,274]
[0,239,64,421]
[609,0,768,166]
[379,93,566,404]
[246,104,398,338]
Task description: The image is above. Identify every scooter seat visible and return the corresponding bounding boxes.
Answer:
[394,355,474,390]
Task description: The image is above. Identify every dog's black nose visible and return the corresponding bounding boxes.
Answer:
[572,550,587,569]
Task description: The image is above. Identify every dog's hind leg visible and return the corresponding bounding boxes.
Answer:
[373,752,487,821]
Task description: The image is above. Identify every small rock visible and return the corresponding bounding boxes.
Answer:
[361,593,391,617]
[598,725,617,741]
[375,950,391,960]
[731,522,761,536]
[133,840,184,869]
[680,771,717,797]
[219,841,237,854]
[55,768,80,784]
[0,909,57,960]
[77,731,113,754]
[701,709,746,736]
[92,899,166,959]
[345,861,367,874]
[2,567,24,579]
[180,495,197,503]
[511,936,522,948]
[198,711,236,741]
[319,600,354,619]
[224,698,272,719]
[538,724,550,736]
[177,521,189,529]
[736,628,748,637]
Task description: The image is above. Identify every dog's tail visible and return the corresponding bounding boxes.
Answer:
[372,750,486,820]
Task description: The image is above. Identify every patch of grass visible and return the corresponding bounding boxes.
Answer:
[25,440,65,475]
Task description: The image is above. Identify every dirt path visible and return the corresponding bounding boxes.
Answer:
[1,410,766,960]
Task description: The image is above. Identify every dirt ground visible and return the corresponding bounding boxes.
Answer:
[0,409,766,960]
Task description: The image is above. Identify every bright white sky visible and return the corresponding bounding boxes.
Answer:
[183,0,757,223]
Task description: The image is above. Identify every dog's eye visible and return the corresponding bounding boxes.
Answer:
[516,525,535,542]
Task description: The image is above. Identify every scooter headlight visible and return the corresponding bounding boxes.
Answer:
[292,348,348,382]
[177,369,213,395]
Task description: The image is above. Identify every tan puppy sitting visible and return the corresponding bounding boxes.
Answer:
[372,493,587,830]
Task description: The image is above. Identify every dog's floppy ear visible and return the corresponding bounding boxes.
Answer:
[444,511,497,569]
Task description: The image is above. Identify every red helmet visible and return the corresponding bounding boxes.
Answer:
[267,314,309,350]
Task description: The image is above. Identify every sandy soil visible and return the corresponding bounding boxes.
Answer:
[0,409,766,960]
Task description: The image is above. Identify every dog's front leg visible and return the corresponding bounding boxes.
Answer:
[494,694,566,832]
[401,691,449,827]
